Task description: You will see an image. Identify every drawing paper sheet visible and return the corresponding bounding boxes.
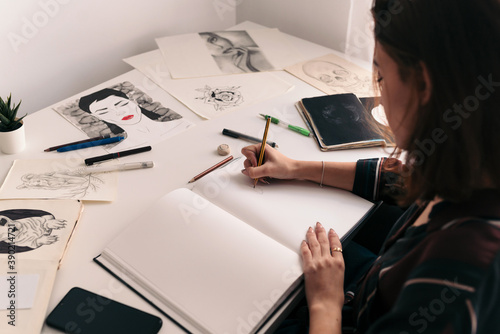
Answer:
[285,53,376,97]
[156,28,305,79]
[124,49,294,119]
[190,158,374,251]
[0,159,117,201]
[100,188,302,334]
[0,274,38,310]
[0,199,83,333]
[0,261,57,333]
[52,80,194,153]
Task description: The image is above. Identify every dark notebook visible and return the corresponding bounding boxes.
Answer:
[297,93,390,151]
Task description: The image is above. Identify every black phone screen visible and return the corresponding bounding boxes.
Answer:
[45,287,162,334]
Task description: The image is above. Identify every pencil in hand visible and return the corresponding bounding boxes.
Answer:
[254,116,272,188]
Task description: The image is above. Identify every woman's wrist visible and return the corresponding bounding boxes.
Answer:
[308,302,343,334]
[290,160,322,181]
[292,160,356,191]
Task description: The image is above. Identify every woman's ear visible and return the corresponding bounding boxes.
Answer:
[417,61,432,105]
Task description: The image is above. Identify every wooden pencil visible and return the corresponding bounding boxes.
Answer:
[254,116,272,187]
[188,155,234,183]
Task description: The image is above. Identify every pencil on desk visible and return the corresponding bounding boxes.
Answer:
[254,116,271,188]
[57,136,124,152]
[44,135,111,152]
[188,155,234,183]
[222,128,278,148]
[80,161,154,174]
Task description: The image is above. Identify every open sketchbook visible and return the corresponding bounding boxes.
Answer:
[94,160,375,334]
[0,199,83,334]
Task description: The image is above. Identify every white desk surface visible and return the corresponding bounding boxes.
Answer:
[0,22,388,334]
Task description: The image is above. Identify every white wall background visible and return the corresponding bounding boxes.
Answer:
[236,0,352,56]
[1,0,235,115]
[236,0,375,65]
[1,0,374,115]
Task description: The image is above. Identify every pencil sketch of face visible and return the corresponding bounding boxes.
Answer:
[88,95,142,126]
[199,31,273,73]
[303,61,360,88]
[322,103,360,125]
[201,32,240,57]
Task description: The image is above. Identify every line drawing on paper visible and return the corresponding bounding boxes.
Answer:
[302,60,372,94]
[199,31,274,74]
[16,170,105,199]
[0,209,67,253]
[195,85,244,111]
[54,81,184,148]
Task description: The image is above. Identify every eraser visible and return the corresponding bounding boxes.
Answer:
[217,144,230,156]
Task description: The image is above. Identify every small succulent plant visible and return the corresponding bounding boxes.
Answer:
[0,94,25,132]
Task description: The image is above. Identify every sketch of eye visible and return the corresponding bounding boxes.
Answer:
[319,74,333,83]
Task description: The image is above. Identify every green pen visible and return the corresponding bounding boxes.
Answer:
[259,114,311,137]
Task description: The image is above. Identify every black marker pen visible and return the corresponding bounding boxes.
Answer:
[222,129,278,148]
[84,146,152,166]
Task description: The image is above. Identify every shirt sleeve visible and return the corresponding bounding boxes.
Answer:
[352,157,405,204]
[361,218,500,334]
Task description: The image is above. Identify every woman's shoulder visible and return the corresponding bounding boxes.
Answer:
[416,219,500,276]
[420,190,500,269]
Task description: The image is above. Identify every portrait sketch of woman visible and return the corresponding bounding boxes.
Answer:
[199,31,274,74]
[53,81,192,152]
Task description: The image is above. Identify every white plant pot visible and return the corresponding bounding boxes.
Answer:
[0,122,26,154]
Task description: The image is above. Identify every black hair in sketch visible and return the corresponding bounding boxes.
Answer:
[199,31,274,74]
[79,88,165,121]
[0,209,66,254]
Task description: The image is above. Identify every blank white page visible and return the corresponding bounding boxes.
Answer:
[191,159,374,252]
[102,188,302,334]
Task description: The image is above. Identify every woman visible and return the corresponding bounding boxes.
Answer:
[241,0,500,332]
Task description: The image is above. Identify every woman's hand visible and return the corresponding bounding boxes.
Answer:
[241,144,357,190]
[241,144,299,181]
[301,222,345,334]
[231,47,252,72]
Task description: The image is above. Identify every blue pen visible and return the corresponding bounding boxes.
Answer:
[57,136,124,152]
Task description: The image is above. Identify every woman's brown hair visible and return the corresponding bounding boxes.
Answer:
[372,0,500,204]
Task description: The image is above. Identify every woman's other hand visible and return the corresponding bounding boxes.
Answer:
[301,222,345,333]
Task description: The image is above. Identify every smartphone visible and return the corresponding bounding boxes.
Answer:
[46,287,162,334]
